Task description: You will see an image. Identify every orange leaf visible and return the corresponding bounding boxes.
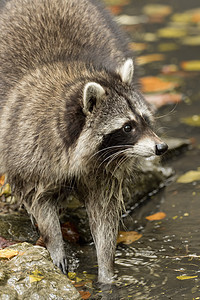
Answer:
[0,248,19,259]
[0,175,5,186]
[145,93,182,108]
[107,5,122,15]
[138,54,165,65]
[117,231,142,245]
[192,13,200,23]
[146,212,166,221]
[79,291,91,299]
[140,76,178,93]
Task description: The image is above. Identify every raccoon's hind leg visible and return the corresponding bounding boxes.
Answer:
[85,194,120,283]
[24,197,68,274]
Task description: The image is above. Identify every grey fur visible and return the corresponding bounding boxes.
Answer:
[0,0,167,283]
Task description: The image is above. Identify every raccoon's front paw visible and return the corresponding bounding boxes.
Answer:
[51,251,68,274]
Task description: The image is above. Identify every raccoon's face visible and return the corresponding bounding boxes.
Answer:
[69,59,168,176]
[82,59,168,166]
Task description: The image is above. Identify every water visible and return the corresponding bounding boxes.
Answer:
[75,0,200,299]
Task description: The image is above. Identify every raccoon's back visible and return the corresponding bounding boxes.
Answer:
[0,0,131,100]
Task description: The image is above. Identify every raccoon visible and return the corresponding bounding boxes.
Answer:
[0,0,168,283]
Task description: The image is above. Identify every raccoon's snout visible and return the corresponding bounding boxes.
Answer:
[155,143,168,156]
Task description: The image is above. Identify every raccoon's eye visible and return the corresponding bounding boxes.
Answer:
[123,124,132,132]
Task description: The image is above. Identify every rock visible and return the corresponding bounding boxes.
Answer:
[0,242,81,300]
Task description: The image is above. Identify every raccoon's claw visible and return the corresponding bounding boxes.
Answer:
[58,257,68,275]
[51,251,68,274]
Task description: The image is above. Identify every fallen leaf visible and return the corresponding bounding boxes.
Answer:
[0,175,5,186]
[158,27,187,38]
[177,275,198,280]
[138,54,165,65]
[145,93,182,108]
[192,12,200,23]
[181,60,200,71]
[143,4,172,17]
[181,115,200,126]
[117,231,142,244]
[129,42,148,52]
[0,248,19,259]
[140,76,178,93]
[177,169,200,183]
[143,33,158,42]
[146,212,166,221]
[182,36,200,46]
[0,183,11,197]
[171,13,192,23]
[158,43,178,52]
[68,272,76,280]
[29,269,44,283]
[79,291,91,299]
[107,5,122,15]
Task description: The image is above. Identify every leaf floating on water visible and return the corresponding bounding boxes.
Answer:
[0,248,19,259]
[138,54,165,65]
[158,43,178,52]
[140,76,178,93]
[145,93,182,108]
[29,269,44,283]
[158,27,187,38]
[146,212,166,221]
[181,60,200,71]
[79,291,91,299]
[171,9,200,24]
[181,115,200,127]
[182,36,200,46]
[177,169,200,183]
[177,275,198,280]
[129,42,147,52]
[117,231,142,244]
[142,4,172,17]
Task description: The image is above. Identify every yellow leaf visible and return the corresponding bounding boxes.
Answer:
[146,212,166,221]
[181,60,200,71]
[158,27,187,38]
[117,231,142,245]
[171,13,192,23]
[181,115,200,127]
[158,43,178,52]
[177,275,198,280]
[143,4,172,17]
[68,272,76,280]
[0,249,19,259]
[177,169,200,183]
[29,269,44,283]
[0,183,11,196]
[182,36,200,46]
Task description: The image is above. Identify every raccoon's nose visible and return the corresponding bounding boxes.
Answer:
[155,143,168,156]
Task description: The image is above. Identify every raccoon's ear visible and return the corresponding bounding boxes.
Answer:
[83,82,105,114]
[117,58,134,85]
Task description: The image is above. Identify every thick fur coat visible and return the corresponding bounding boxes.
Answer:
[0,0,167,283]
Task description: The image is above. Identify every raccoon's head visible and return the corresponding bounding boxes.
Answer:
[70,59,168,175]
